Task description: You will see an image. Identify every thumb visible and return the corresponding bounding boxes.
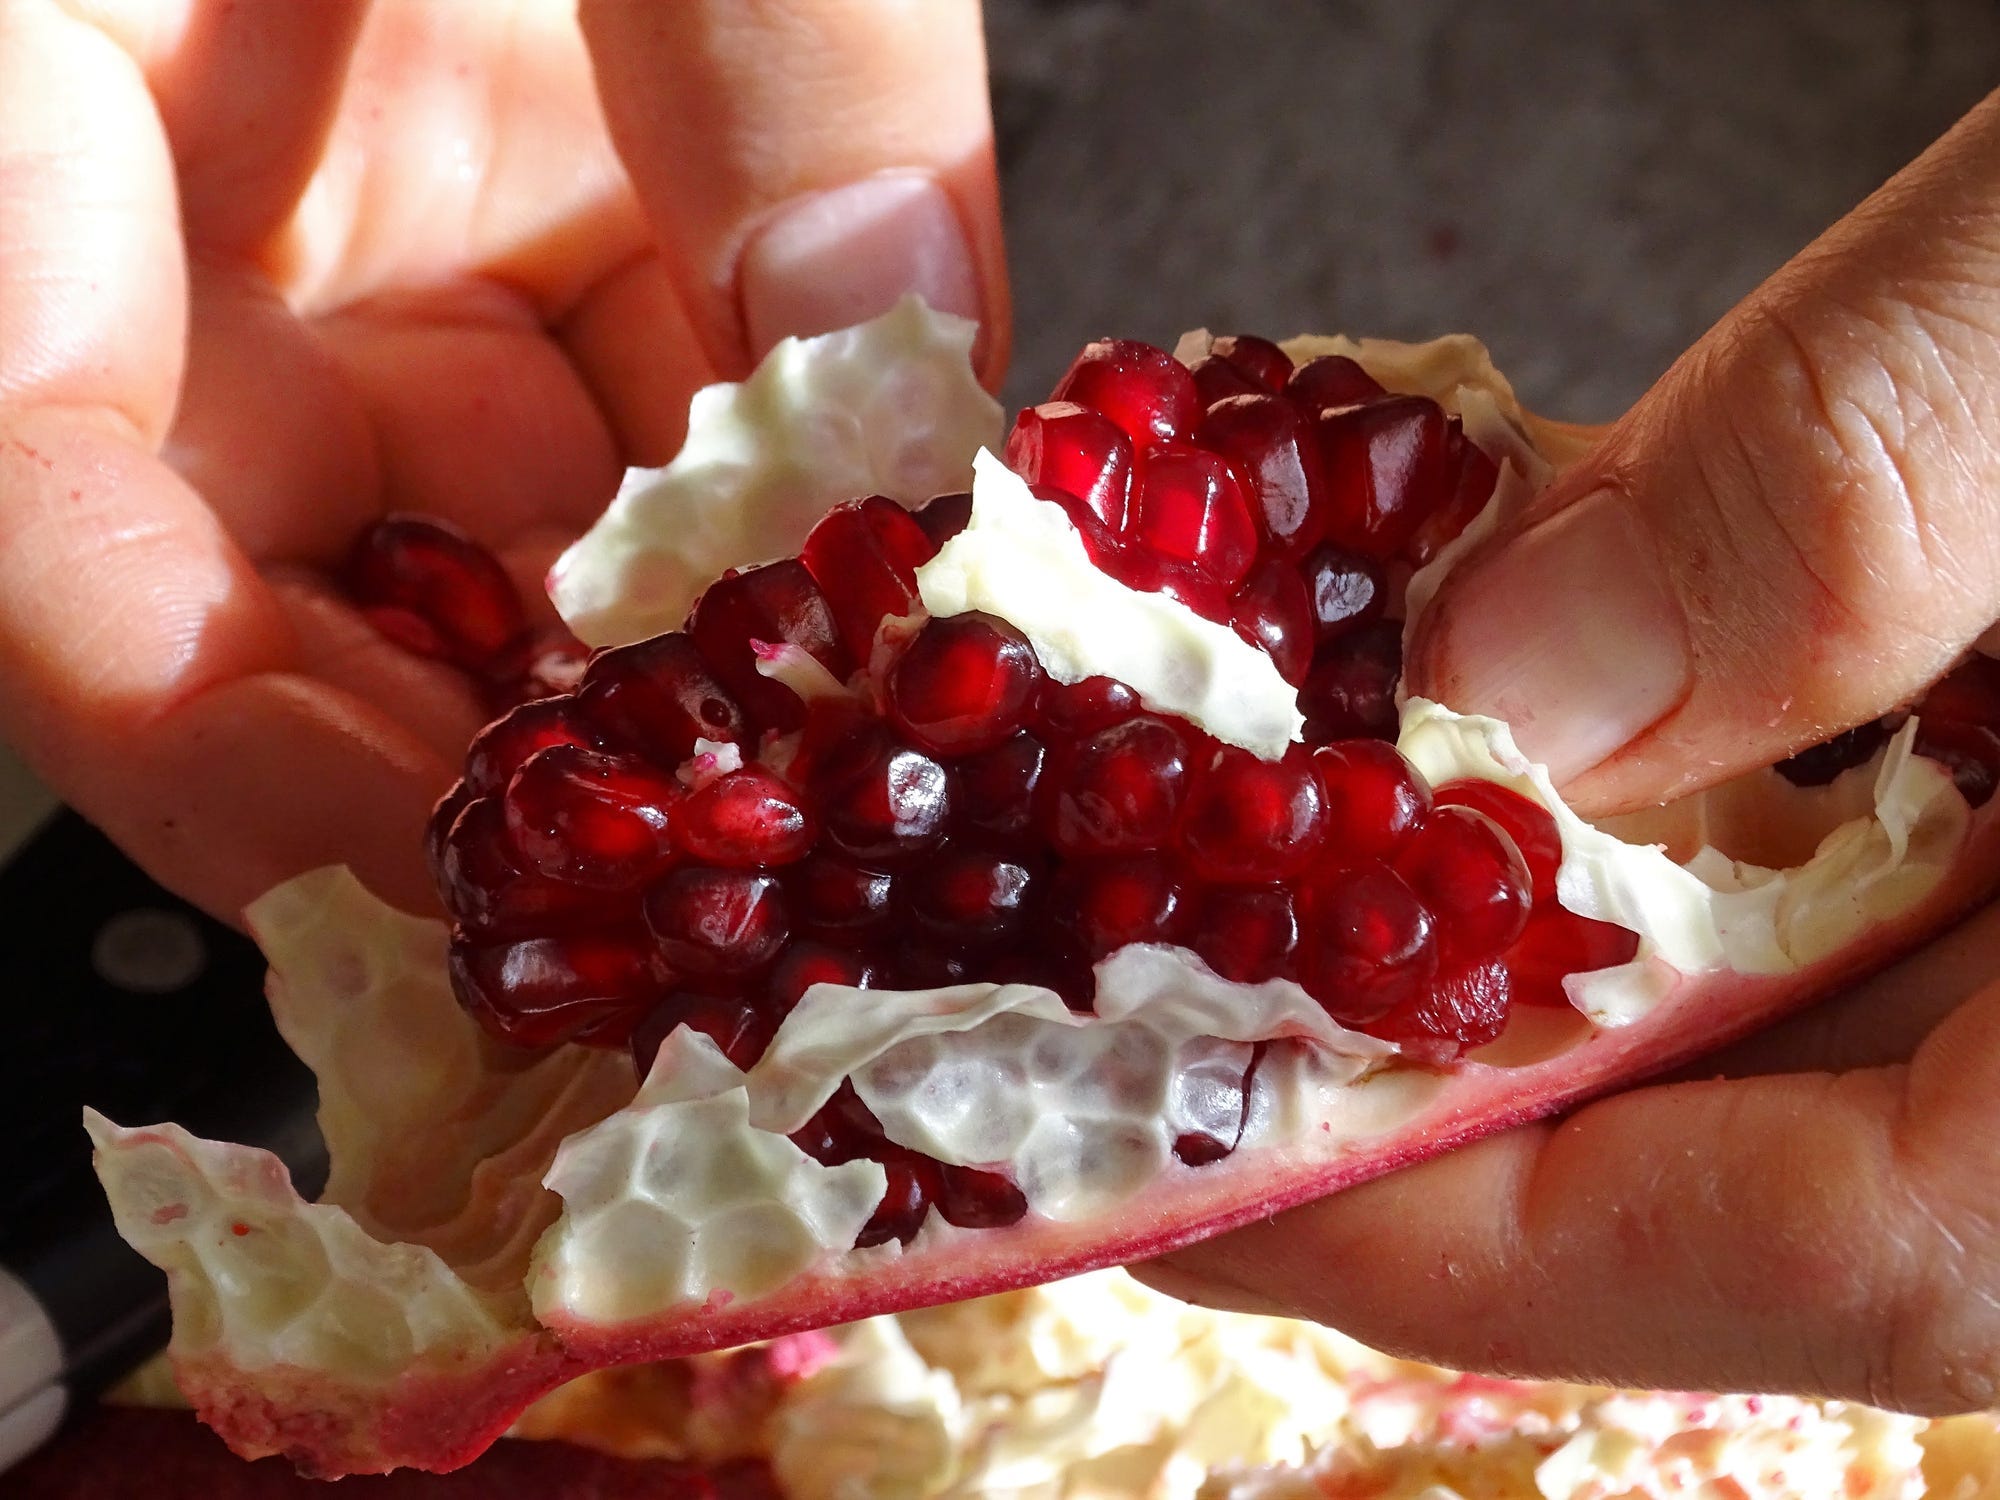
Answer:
[578,0,1009,385]
[1409,89,2000,815]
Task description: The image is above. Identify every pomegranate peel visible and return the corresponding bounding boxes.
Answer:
[85,303,2000,1477]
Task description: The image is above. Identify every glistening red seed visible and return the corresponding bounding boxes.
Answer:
[450,930,662,1050]
[687,560,850,732]
[1435,780,1562,902]
[1209,334,1294,391]
[951,731,1046,840]
[1298,865,1437,1025]
[1190,885,1298,983]
[1406,423,1500,565]
[1913,719,2000,808]
[1034,675,1141,737]
[1300,544,1384,643]
[1189,355,1266,405]
[1311,740,1432,865]
[766,942,878,1011]
[1044,715,1192,855]
[1177,748,1327,883]
[643,868,789,977]
[934,1165,1028,1229]
[1003,401,1136,533]
[858,1156,939,1247]
[1125,446,1260,594]
[1372,962,1511,1059]
[813,724,952,863]
[909,846,1038,946]
[1285,354,1386,412]
[438,796,602,934]
[502,745,682,890]
[1194,394,1327,558]
[343,514,526,671]
[677,766,816,867]
[1229,559,1315,685]
[574,633,747,761]
[800,496,937,663]
[1505,907,1640,1007]
[887,612,1044,756]
[789,855,895,935]
[1394,805,1533,966]
[1315,395,1452,561]
[1300,619,1403,741]
[913,490,974,549]
[1050,338,1202,445]
[628,993,775,1074]
[1051,854,1184,959]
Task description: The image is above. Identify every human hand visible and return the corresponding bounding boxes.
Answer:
[0,0,1006,924]
[1145,92,2000,1413]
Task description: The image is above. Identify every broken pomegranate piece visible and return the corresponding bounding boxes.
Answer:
[89,304,2000,1479]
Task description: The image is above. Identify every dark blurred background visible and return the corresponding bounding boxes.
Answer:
[983,0,2000,418]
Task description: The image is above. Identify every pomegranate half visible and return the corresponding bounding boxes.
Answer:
[87,300,2000,1477]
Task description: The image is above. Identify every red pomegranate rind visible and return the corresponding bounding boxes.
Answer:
[7,1403,779,1498]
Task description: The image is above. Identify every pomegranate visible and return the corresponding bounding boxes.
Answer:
[88,303,2000,1477]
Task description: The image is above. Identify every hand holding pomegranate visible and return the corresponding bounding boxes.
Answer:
[0,0,1003,924]
[1153,91,2000,1418]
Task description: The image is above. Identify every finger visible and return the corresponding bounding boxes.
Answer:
[1408,89,2000,815]
[579,0,1010,382]
[0,0,183,440]
[87,0,368,255]
[1146,983,2000,1413]
[559,250,719,466]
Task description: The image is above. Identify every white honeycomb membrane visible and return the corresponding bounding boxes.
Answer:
[86,1114,520,1385]
[550,296,1003,649]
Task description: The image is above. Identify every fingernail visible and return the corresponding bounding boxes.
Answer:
[739,172,982,360]
[1418,492,1691,783]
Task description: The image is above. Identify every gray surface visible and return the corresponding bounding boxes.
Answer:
[986,0,2000,420]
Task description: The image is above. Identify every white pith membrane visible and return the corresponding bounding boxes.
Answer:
[87,304,1993,1474]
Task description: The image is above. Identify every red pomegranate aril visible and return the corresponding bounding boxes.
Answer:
[1050,338,1202,445]
[343,514,526,671]
[439,796,602,934]
[1395,805,1533,965]
[678,766,815,868]
[503,745,682,890]
[1035,675,1142,737]
[480,627,593,714]
[1102,548,1230,622]
[687,560,850,732]
[1044,715,1192,855]
[1126,447,1260,593]
[1315,395,1452,561]
[465,699,598,796]
[1003,402,1137,533]
[1027,481,1122,572]
[934,1165,1028,1229]
[800,496,937,663]
[1194,395,1328,558]
[575,633,747,762]
[1406,424,1500,565]
[1311,740,1432,865]
[1285,354,1386,412]
[1435,780,1562,902]
[767,943,877,1011]
[643,868,789,977]
[892,945,974,988]
[1229,558,1315,685]
[1189,355,1266,405]
[426,785,473,886]
[1300,619,1403,741]
[1913,719,2000,808]
[952,731,1046,840]
[1173,1131,1234,1166]
[1773,721,1892,789]
[1298,865,1438,1025]
[1300,544,1385,643]
[629,994,775,1074]
[1051,854,1184,959]
[815,724,952,862]
[909,846,1038,946]
[913,490,973,549]
[790,856,895,935]
[858,1156,939,1248]
[1373,962,1511,1058]
[450,930,661,1050]
[1505,907,1641,1007]
[1177,748,1327,882]
[1210,334,1294,390]
[888,612,1044,756]
[1918,653,2000,727]
[1191,885,1298,983]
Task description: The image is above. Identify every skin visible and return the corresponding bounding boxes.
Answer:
[1,0,1993,1419]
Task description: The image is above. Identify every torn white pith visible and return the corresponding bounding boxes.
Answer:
[91,304,1986,1406]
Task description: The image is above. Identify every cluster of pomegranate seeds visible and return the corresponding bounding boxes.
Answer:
[342,513,591,713]
[1774,652,2000,807]
[424,331,1653,1246]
